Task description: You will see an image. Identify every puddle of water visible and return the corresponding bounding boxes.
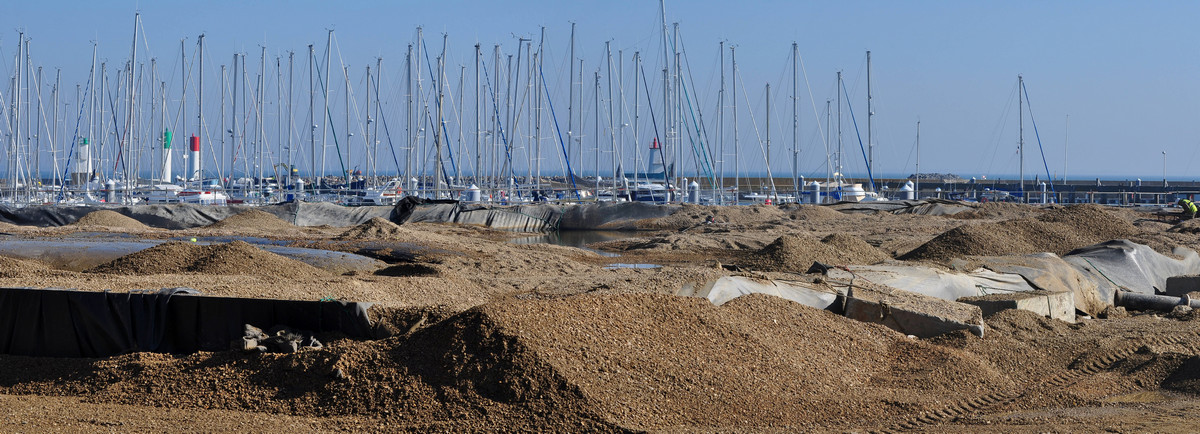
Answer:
[603,263,661,270]
[168,235,289,245]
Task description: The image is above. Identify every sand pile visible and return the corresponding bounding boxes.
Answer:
[746,233,889,271]
[475,293,1007,429]
[70,210,151,230]
[1170,218,1200,233]
[87,240,327,279]
[785,204,846,220]
[337,217,404,240]
[901,204,1139,261]
[0,255,53,278]
[204,210,298,232]
[950,202,1042,220]
[0,293,1009,430]
[636,204,786,230]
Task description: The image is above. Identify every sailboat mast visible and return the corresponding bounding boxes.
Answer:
[792,42,799,200]
[915,120,920,200]
[474,43,481,187]
[866,50,873,192]
[286,51,294,185]
[123,13,140,189]
[52,69,61,187]
[1018,74,1024,203]
[606,41,617,195]
[196,34,205,182]
[320,30,333,183]
[307,45,315,190]
[767,83,776,202]
[731,46,739,198]
[231,54,238,185]
[535,28,545,192]
[594,70,600,194]
[405,44,412,189]
[633,51,640,188]
[434,34,446,193]
[836,71,843,181]
[568,22,576,178]
[718,41,724,204]
[220,63,226,185]
[259,46,266,197]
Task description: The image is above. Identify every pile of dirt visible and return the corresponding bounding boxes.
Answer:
[204,210,298,232]
[0,292,1017,430]
[87,240,328,279]
[0,255,53,278]
[476,293,1007,429]
[70,210,151,230]
[1170,218,1200,234]
[901,204,1139,261]
[337,217,404,240]
[636,204,786,230]
[745,233,890,271]
[950,202,1042,220]
[785,204,846,220]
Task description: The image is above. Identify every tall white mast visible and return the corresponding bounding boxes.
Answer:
[320,30,333,183]
[731,46,739,198]
[1018,74,1024,203]
[718,41,724,203]
[866,50,874,192]
[195,34,204,182]
[791,42,799,199]
[915,120,920,200]
[567,22,576,177]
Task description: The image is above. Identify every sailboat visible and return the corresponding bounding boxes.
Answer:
[621,138,674,203]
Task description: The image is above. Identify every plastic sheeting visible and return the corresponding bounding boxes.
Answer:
[0,287,373,357]
[979,253,1107,315]
[0,202,392,230]
[827,265,1038,302]
[0,199,683,233]
[680,276,839,310]
[1063,240,1200,298]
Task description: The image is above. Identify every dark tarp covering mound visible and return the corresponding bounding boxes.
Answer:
[0,287,373,357]
[0,202,392,230]
[828,199,974,216]
[0,200,683,232]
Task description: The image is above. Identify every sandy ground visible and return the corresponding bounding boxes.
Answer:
[2,203,1200,431]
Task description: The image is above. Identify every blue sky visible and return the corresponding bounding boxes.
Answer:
[6,0,1200,181]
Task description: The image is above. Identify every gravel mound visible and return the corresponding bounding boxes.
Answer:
[70,210,150,230]
[205,210,298,232]
[476,293,1006,429]
[901,204,1139,261]
[786,204,846,220]
[950,202,1041,220]
[87,240,328,279]
[636,204,786,230]
[1170,218,1200,233]
[746,233,889,271]
[0,255,51,277]
[337,217,404,240]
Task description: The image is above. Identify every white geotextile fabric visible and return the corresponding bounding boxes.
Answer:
[827,265,1037,302]
[681,276,839,309]
[1062,240,1200,298]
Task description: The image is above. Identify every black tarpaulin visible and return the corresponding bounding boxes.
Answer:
[0,287,373,357]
